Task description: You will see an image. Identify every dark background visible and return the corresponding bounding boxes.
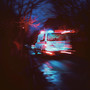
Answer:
[0,0,90,90]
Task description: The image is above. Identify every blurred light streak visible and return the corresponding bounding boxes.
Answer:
[61,51,72,54]
[45,51,54,55]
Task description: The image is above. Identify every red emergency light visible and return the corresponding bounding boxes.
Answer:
[55,30,63,33]
[40,29,76,34]
[55,30,76,34]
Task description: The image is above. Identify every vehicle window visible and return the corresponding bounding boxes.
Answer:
[47,33,67,41]
[38,34,45,42]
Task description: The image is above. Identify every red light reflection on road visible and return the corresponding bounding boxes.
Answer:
[45,51,55,55]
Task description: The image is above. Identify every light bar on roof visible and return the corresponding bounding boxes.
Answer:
[55,30,63,33]
[61,31,70,34]
[47,30,54,33]
[40,30,45,34]
[61,30,76,34]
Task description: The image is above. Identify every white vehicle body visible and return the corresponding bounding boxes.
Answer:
[35,30,74,55]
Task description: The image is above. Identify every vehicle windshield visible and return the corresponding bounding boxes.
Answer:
[47,33,67,41]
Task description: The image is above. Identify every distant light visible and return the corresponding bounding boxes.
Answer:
[22,27,25,29]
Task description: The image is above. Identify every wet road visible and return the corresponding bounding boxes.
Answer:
[29,53,89,90]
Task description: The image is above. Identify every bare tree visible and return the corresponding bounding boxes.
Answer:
[2,0,56,56]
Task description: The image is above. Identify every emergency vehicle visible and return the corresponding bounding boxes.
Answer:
[32,29,75,55]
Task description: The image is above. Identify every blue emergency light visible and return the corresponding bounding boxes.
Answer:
[47,30,54,33]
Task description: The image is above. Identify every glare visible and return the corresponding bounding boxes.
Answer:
[37,52,41,54]
[45,51,53,55]
[61,31,70,34]
[38,60,69,86]
[44,44,47,46]
[40,31,45,34]
[47,30,54,33]
[45,51,55,55]
[61,51,72,54]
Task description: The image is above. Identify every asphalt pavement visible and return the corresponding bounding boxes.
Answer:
[29,52,90,90]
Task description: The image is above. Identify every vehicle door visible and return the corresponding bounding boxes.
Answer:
[45,33,71,51]
[35,33,45,50]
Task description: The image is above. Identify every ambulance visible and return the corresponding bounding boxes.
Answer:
[33,29,75,55]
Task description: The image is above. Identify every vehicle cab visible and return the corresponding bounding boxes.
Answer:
[35,29,75,55]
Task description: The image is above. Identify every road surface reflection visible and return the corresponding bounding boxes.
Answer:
[38,60,75,89]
